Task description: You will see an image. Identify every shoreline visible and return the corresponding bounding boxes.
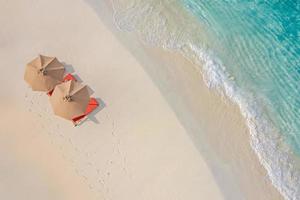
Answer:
[86,0,284,199]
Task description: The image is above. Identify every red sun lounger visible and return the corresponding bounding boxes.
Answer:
[72,97,99,126]
[63,73,77,82]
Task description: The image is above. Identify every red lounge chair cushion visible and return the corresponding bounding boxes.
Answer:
[72,98,99,123]
[47,90,54,96]
[63,74,76,82]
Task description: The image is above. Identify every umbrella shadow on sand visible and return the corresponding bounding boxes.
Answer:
[71,78,105,126]
[62,62,75,74]
[76,98,106,126]
[74,84,105,126]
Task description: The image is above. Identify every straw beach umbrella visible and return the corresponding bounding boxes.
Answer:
[50,80,90,120]
[24,55,65,91]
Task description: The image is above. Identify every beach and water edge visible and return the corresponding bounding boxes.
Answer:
[88,1,285,199]
[0,0,295,199]
[97,0,299,199]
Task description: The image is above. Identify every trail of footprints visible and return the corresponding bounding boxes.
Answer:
[108,114,132,178]
[24,90,133,199]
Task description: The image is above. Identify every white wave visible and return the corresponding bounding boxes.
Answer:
[188,44,300,200]
[109,0,300,199]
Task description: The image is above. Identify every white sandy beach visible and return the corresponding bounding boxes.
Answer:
[0,0,283,199]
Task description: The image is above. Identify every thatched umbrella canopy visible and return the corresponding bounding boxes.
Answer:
[24,55,65,91]
[50,80,90,120]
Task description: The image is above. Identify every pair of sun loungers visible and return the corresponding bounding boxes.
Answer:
[47,73,99,126]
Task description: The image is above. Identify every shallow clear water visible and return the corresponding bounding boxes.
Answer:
[109,0,300,199]
[181,0,300,155]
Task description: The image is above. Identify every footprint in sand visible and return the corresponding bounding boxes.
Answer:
[89,184,94,189]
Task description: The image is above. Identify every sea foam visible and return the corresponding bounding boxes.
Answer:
[109,0,300,199]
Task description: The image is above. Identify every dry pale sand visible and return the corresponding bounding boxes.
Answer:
[0,0,283,200]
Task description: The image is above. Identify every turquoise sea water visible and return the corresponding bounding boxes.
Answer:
[182,0,300,154]
[180,1,300,199]
[109,0,300,199]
